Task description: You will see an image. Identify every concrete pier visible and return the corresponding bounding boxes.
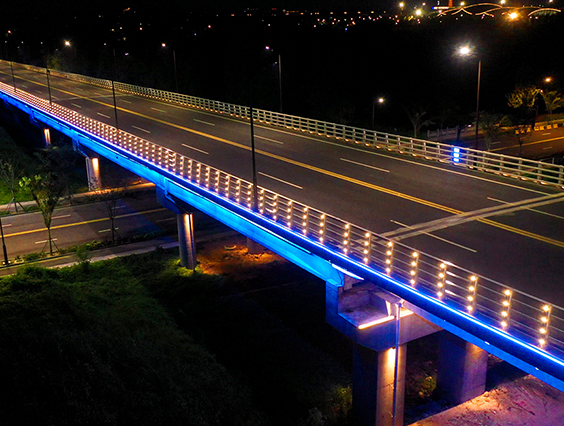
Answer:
[436,331,488,405]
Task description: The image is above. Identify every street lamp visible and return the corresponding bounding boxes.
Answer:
[161,43,179,93]
[458,45,482,150]
[372,97,385,130]
[266,46,283,113]
[46,69,52,105]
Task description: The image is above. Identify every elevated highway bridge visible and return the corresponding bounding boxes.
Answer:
[2,60,564,425]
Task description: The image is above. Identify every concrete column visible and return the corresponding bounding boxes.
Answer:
[246,237,264,255]
[85,157,101,190]
[353,342,406,426]
[436,331,487,405]
[177,212,197,270]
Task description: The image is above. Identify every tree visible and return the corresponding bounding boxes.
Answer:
[20,174,65,255]
[0,158,24,212]
[99,183,130,243]
[404,106,434,139]
[502,114,531,157]
[507,86,541,156]
[541,91,564,123]
[507,86,541,110]
[479,112,503,151]
[35,145,81,204]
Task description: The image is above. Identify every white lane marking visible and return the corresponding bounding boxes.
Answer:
[21,84,28,88]
[98,228,119,233]
[259,172,303,189]
[487,197,564,220]
[156,218,176,223]
[121,99,132,104]
[35,238,58,244]
[97,112,111,119]
[257,125,550,196]
[340,158,390,173]
[1,223,11,227]
[151,107,167,113]
[35,90,42,94]
[542,133,551,135]
[390,220,477,253]
[181,143,209,155]
[490,141,501,145]
[52,214,71,220]
[94,92,102,96]
[256,135,283,145]
[543,146,553,150]
[52,96,59,101]
[132,125,151,134]
[193,119,215,126]
[71,103,82,108]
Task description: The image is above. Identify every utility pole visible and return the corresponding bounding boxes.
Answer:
[0,216,9,265]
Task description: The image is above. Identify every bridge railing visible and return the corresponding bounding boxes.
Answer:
[7,60,564,189]
[2,78,564,361]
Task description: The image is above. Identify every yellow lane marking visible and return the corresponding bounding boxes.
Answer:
[5,208,166,238]
[6,70,564,248]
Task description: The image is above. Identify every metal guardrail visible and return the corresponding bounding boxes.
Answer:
[7,60,564,190]
[2,77,564,361]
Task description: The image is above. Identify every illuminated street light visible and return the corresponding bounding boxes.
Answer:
[457,45,482,150]
[415,9,422,16]
[372,97,385,130]
[508,11,518,20]
[161,42,179,93]
[545,77,553,83]
[64,40,71,47]
[265,45,283,113]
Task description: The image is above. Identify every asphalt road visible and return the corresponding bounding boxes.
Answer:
[1,192,177,258]
[2,63,564,307]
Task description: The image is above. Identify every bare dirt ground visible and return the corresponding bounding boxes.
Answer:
[411,373,564,426]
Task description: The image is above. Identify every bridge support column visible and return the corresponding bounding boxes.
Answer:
[246,237,264,254]
[177,212,197,270]
[85,156,101,190]
[353,343,406,426]
[156,188,197,270]
[435,331,487,405]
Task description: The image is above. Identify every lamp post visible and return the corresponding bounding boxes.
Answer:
[111,48,119,129]
[458,45,481,150]
[161,43,179,93]
[0,215,9,266]
[372,97,385,130]
[266,46,283,113]
[249,105,259,212]
[10,61,16,91]
[46,69,52,105]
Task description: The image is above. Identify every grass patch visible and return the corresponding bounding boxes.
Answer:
[121,247,353,426]
[0,260,266,426]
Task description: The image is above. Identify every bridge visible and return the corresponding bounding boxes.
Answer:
[2,60,564,426]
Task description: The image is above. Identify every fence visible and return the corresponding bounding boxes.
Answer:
[1,75,563,362]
